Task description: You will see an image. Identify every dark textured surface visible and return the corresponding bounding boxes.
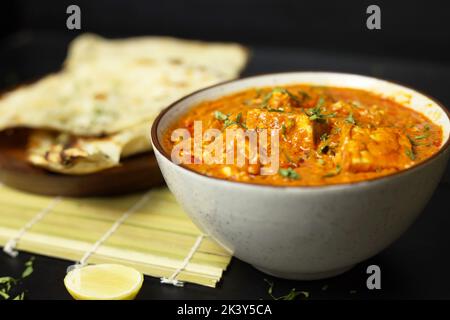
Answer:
[0,31,449,300]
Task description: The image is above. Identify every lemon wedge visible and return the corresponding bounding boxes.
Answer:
[64,264,144,300]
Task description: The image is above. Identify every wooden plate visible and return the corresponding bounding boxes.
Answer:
[0,129,165,197]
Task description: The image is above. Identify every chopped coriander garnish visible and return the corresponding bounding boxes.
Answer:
[298,90,310,101]
[407,134,429,147]
[273,87,300,102]
[0,289,9,299]
[281,124,287,139]
[261,87,300,108]
[0,277,15,284]
[315,96,325,108]
[415,133,430,140]
[323,164,342,178]
[268,108,285,113]
[320,133,329,141]
[345,112,356,125]
[264,279,309,300]
[283,150,294,164]
[228,112,247,129]
[21,257,34,278]
[407,135,418,146]
[278,167,300,180]
[305,97,336,123]
[0,257,34,300]
[407,124,431,145]
[405,148,416,160]
[317,158,325,165]
[235,112,242,123]
[13,292,25,300]
[215,111,247,129]
[214,111,229,121]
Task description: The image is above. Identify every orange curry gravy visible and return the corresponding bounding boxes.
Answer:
[162,85,443,186]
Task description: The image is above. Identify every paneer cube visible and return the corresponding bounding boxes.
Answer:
[246,108,325,152]
[336,125,414,172]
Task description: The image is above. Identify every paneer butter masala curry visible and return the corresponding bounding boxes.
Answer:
[162,85,442,186]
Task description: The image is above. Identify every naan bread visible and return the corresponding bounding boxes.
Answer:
[27,122,151,174]
[0,34,248,136]
[0,34,248,174]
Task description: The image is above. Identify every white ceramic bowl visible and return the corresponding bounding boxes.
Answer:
[151,72,450,280]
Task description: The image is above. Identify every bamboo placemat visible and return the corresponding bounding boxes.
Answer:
[0,184,231,287]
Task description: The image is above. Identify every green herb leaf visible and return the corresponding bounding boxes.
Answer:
[298,90,310,101]
[345,112,356,125]
[13,293,25,300]
[304,97,336,123]
[21,266,33,279]
[320,133,329,142]
[0,257,34,300]
[0,289,10,300]
[264,279,309,300]
[267,108,285,113]
[273,87,300,102]
[278,168,300,180]
[261,87,300,108]
[216,112,247,129]
[323,164,342,178]
[235,112,242,123]
[281,288,309,300]
[21,257,34,278]
[415,133,429,140]
[214,111,229,121]
[236,113,247,129]
[405,148,416,160]
[25,257,35,267]
[0,277,15,284]
[281,124,287,139]
[407,134,429,147]
[283,150,298,166]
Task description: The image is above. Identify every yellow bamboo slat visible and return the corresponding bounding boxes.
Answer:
[0,186,232,288]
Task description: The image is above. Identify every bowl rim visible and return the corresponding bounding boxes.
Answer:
[151,71,450,190]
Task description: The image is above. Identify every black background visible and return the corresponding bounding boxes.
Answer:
[1,0,450,62]
[1,0,450,300]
